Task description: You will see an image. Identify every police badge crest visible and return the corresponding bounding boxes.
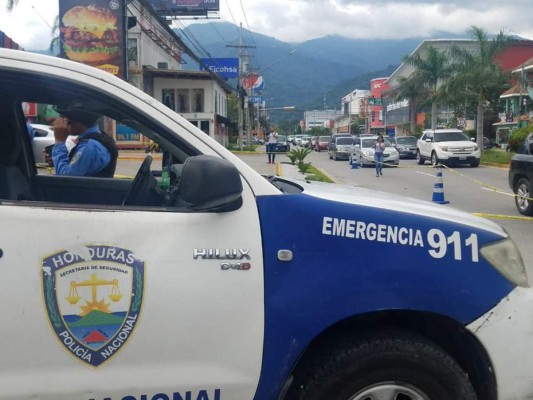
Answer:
[42,245,144,367]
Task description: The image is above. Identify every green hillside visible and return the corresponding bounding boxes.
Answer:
[68,310,123,327]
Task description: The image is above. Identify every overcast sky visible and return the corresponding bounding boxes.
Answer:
[1,0,533,50]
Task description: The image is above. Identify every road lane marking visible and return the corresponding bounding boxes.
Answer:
[414,171,435,178]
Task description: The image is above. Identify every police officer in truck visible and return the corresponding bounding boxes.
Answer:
[51,101,118,177]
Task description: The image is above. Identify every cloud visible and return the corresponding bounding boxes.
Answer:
[1,0,532,50]
[0,0,57,50]
[225,0,533,42]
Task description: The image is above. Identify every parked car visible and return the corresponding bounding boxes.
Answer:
[252,136,265,145]
[509,132,533,215]
[31,124,55,164]
[350,135,399,167]
[292,134,304,145]
[298,135,310,146]
[274,135,290,152]
[307,136,318,149]
[330,133,353,144]
[314,135,330,152]
[416,129,480,167]
[391,135,418,159]
[31,123,75,164]
[482,136,495,149]
[328,136,355,161]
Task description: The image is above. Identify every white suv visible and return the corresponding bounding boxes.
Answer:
[417,129,481,167]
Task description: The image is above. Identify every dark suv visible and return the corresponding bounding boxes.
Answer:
[509,133,533,215]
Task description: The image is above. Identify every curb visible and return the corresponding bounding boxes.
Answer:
[480,162,508,169]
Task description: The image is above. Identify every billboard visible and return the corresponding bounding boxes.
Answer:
[150,0,219,16]
[59,0,127,79]
[200,58,239,79]
[242,74,264,94]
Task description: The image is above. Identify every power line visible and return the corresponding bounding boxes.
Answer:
[224,0,238,26]
[208,20,228,44]
[238,0,255,45]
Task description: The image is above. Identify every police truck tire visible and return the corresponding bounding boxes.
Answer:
[286,331,477,400]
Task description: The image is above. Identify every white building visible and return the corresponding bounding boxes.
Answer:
[304,110,344,132]
[122,0,231,148]
[335,89,371,133]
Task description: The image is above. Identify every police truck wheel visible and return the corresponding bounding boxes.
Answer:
[515,178,533,216]
[286,332,477,400]
[416,150,424,165]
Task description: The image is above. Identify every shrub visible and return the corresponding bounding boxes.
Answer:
[509,124,533,153]
[297,161,312,174]
[287,148,312,165]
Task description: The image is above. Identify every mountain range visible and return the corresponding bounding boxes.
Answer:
[175,22,467,115]
[29,22,467,118]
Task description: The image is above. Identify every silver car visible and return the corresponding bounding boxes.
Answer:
[31,124,55,164]
[350,135,399,167]
[328,136,355,161]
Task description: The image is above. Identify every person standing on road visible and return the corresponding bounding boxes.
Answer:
[373,135,386,177]
[267,130,278,164]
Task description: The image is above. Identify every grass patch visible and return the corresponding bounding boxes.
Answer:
[227,143,258,152]
[481,148,514,165]
[305,165,334,183]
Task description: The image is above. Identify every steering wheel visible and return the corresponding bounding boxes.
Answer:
[122,156,153,206]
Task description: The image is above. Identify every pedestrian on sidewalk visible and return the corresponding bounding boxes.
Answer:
[372,134,385,177]
[267,130,278,164]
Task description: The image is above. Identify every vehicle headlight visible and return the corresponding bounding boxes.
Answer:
[473,144,479,151]
[437,145,449,151]
[363,150,373,156]
[480,238,528,287]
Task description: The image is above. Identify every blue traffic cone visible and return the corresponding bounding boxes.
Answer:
[432,166,449,204]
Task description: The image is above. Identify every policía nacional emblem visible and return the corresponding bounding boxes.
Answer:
[42,245,145,367]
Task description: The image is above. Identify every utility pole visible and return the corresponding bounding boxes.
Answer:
[226,24,255,150]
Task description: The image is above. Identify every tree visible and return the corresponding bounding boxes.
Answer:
[6,0,19,12]
[403,45,451,129]
[446,26,511,150]
[49,15,61,54]
[393,73,427,134]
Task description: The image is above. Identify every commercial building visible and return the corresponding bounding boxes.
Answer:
[335,89,370,133]
[303,110,344,132]
[384,38,533,137]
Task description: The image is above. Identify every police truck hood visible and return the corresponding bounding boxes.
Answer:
[293,179,505,236]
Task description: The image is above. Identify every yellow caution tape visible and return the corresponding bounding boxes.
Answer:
[472,212,533,221]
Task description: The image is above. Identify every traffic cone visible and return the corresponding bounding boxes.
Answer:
[432,166,449,204]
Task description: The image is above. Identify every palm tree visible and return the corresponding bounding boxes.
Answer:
[6,0,19,12]
[393,73,427,134]
[49,15,61,54]
[403,45,451,129]
[447,26,511,150]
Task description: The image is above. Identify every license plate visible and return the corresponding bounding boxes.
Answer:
[459,155,466,160]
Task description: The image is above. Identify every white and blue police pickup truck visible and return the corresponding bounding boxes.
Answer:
[0,48,531,400]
